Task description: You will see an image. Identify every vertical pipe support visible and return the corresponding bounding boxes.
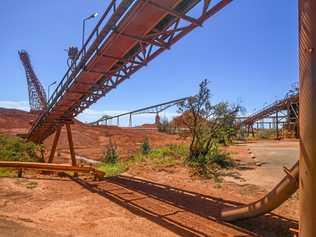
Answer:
[299,0,316,236]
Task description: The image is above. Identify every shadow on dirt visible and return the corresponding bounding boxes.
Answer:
[72,175,298,237]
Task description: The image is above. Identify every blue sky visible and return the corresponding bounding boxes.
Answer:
[0,1,298,125]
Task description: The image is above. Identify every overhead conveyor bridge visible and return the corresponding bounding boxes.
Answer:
[237,93,299,129]
[26,0,233,143]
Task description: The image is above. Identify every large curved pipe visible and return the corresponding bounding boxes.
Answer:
[221,161,299,221]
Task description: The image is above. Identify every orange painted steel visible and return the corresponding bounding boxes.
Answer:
[221,161,299,221]
[237,94,299,128]
[0,161,105,177]
[26,0,233,143]
[47,126,61,163]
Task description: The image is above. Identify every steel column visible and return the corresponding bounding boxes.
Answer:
[129,114,132,127]
[299,0,316,236]
[276,111,279,139]
[47,126,61,163]
[65,123,77,167]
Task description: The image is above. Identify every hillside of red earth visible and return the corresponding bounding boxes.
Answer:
[0,108,37,135]
[0,108,185,162]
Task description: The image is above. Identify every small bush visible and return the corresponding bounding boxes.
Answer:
[132,144,188,169]
[97,162,127,177]
[102,139,118,164]
[147,144,188,159]
[0,134,43,162]
[157,117,172,133]
[140,137,151,155]
[186,144,235,180]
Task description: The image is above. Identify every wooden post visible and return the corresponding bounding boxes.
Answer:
[66,123,77,167]
[48,126,61,163]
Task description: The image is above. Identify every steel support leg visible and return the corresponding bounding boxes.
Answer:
[65,123,77,167]
[299,1,316,236]
[276,112,279,139]
[129,114,132,127]
[48,126,61,163]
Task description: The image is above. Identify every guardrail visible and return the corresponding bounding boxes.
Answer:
[29,0,135,133]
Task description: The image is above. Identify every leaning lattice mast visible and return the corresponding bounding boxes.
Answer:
[18,50,47,111]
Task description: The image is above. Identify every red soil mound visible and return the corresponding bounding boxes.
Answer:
[0,108,37,135]
[0,108,184,162]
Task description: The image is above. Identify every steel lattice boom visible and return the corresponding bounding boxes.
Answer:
[27,0,232,143]
[19,50,47,111]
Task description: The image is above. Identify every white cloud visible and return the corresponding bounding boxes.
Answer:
[0,100,30,111]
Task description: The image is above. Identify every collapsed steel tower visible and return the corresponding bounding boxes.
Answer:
[19,50,47,111]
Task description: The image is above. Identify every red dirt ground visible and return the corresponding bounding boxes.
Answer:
[0,108,298,237]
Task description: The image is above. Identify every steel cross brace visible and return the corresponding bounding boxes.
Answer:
[67,0,232,119]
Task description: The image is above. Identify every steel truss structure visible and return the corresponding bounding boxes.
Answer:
[237,93,299,138]
[27,0,232,143]
[91,97,190,126]
[19,50,47,111]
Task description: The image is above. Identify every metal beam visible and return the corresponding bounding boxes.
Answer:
[66,123,77,167]
[142,0,201,26]
[47,126,61,163]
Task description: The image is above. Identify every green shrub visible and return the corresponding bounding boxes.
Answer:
[0,134,43,162]
[147,144,188,159]
[157,117,172,133]
[140,137,151,155]
[97,162,127,177]
[132,144,188,169]
[176,80,239,180]
[102,139,118,164]
[186,143,235,179]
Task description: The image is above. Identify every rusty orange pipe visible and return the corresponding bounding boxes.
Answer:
[221,161,298,221]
